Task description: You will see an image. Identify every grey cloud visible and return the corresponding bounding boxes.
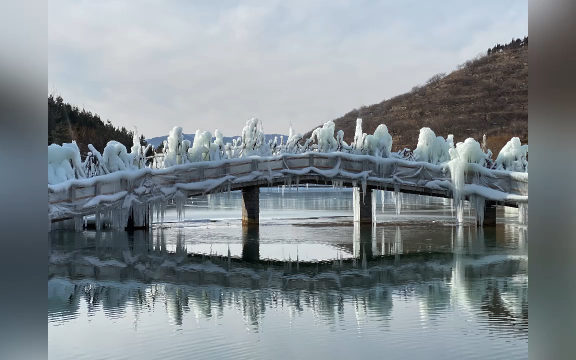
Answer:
[49,0,527,139]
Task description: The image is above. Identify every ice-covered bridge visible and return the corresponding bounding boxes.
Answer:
[48,118,528,230]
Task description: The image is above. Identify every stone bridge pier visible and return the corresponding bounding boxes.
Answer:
[357,186,375,224]
[479,202,497,226]
[242,226,260,262]
[239,184,498,229]
[242,186,260,227]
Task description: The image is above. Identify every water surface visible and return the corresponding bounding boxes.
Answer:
[49,188,528,360]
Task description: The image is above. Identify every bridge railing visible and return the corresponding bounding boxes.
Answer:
[48,152,527,214]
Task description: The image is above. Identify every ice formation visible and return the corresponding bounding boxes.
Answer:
[393,184,402,215]
[469,195,486,226]
[130,127,145,169]
[311,121,338,153]
[102,141,138,173]
[47,117,528,186]
[413,128,452,164]
[495,137,528,172]
[188,129,212,162]
[371,190,377,223]
[353,187,360,222]
[518,202,528,225]
[448,138,490,223]
[363,124,393,158]
[352,118,366,154]
[241,118,268,157]
[48,142,86,185]
[163,126,184,167]
[48,116,528,230]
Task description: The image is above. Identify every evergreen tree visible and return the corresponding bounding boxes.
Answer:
[48,95,146,154]
[50,122,72,144]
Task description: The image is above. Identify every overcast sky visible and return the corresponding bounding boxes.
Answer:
[49,0,527,139]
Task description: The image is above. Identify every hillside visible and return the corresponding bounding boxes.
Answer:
[48,95,145,155]
[303,38,528,154]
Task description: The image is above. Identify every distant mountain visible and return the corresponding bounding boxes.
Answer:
[302,37,528,154]
[146,133,288,148]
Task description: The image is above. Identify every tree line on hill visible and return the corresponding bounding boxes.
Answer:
[48,94,148,155]
[487,36,527,56]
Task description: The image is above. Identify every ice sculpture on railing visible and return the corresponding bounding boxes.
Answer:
[47,117,528,190]
[311,121,338,153]
[240,118,270,157]
[130,127,146,169]
[352,118,366,155]
[48,141,86,185]
[188,129,212,162]
[163,126,184,167]
[212,129,226,161]
[413,127,452,164]
[495,137,528,172]
[102,141,138,172]
[284,123,302,154]
[447,137,493,224]
[363,124,393,158]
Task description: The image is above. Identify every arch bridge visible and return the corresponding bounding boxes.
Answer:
[48,152,528,229]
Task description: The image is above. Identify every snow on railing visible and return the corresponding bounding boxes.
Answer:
[48,118,528,185]
[48,118,528,227]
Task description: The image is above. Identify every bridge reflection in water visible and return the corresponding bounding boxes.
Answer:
[48,223,527,338]
[242,226,260,262]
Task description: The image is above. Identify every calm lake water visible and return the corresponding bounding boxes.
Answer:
[48,187,528,360]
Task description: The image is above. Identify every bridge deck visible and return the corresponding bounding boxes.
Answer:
[48,152,528,223]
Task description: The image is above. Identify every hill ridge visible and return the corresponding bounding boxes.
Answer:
[303,38,528,154]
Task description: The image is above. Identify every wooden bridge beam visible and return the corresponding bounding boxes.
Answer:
[242,186,260,227]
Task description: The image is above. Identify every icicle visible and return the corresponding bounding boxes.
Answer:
[395,226,402,255]
[380,189,385,213]
[353,187,360,222]
[174,190,187,221]
[281,185,285,197]
[95,208,101,230]
[132,204,147,227]
[372,222,377,255]
[159,200,166,224]
[470,195,485,226]
[381,227,386,256]
[371,190,376,224]
[109,207,125,230]
[393,184,401,215]
[155,201,161,224]
[361,177,367,203]
[74,215,83,232]
[518,202,528,225]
